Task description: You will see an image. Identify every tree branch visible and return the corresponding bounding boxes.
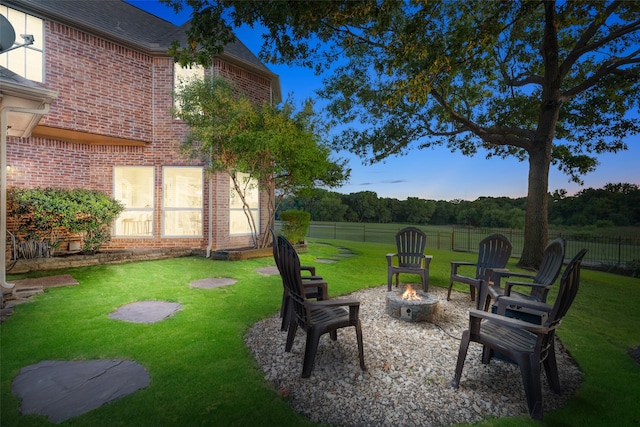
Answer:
[429,88,533,149]
[562,53,640,99]
[560,1,640,77]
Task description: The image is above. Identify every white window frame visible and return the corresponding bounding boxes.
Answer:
[113,166,155,237]
[162,166,204,237]
[0,6,44,82]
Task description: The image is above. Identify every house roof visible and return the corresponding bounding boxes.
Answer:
[2,0,281,102]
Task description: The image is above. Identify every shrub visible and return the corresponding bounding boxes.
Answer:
[7,187,124,254]
[279,210,311,244]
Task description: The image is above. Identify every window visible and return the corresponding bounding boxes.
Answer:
[113,167,154,237]
[0,6,44,82]
[174,63,204,109]
[163,167,203,237]
[230,172,260,235]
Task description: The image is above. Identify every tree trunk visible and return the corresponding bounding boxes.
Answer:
[519,141,551,269]
[518,0,559,269]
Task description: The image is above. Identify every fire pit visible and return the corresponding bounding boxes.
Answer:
[386,284,440,322]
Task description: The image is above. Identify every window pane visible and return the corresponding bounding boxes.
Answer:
[229,209,258,235]
[1,7,44,82]
[163,167,202,208]
[164,211,202,236]
[174,63,204,91]
[163,167,203,237]
[26,14,43,50]
[25,48,42,82]
[230,172,259,235]
[114,167,154,237]
[114,167,154,208]
[113,212,153,236]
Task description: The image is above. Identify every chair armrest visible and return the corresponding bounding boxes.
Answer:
[386,253,397,266]
[451,261,476,275]
[301,265,316,276]
[469,309,549,334]
[487,268,534,289]
[311,298,361,321]
[422,255,433,268]
[504,280,552,296]
[496,296,552,316]
[310,298,360,308]
[302,281,328,300]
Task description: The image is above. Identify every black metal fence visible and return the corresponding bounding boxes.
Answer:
[277,221,640,269]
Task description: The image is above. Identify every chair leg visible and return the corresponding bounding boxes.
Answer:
[452,330,471,388]
[481,345,493,364]
[302,329,323,378]
[518,354,544,420]
[469,284,476,302]
[447,280,454,301]
[387,270,393,292]
[422,270,428,292]
[285,321,298,352]
[355,321,366,371]
[395,273,400,289]
[543,341,561,393]
[281,296,290,331]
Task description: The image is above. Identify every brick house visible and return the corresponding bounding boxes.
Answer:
[1,0,281,258]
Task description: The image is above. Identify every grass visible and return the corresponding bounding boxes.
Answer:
[1,239,639,426]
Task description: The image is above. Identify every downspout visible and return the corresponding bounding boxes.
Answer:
[206,66,216,257]
[1,104,50,291]
[206,156,213,258]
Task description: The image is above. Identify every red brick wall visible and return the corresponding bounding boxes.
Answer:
[41,22,155,141]
[6,18,274,252]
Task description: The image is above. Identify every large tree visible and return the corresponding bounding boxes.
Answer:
[174,76,348,247]
[164,0,640,267]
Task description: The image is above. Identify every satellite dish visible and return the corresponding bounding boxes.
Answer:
[0,14,17,53]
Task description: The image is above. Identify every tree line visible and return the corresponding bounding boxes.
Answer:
[278,183,640,229]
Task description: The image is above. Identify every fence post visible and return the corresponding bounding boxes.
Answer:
[451,225,455,251]
[618,236,622,266]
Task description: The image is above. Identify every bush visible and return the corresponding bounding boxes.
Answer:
[279,210,311,244]
[7,187,124,254]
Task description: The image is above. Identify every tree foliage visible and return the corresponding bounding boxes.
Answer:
[281,183,640,229]
[173,76,349,247]
[163,0,640,267]
[7,187,124,254]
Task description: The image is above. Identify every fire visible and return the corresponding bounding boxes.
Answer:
[401,284,421,301]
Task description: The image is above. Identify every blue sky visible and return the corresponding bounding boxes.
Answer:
[127,0,639,201]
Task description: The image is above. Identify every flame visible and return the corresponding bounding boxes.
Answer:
[401,284,421,301]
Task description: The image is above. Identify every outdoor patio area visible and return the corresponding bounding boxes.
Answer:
[245,285,582,426]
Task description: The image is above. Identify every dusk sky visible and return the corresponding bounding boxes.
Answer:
[126,0,639,201]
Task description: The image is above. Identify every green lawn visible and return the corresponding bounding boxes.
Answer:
[1,239,639,426]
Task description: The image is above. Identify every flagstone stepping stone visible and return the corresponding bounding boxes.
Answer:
[12,359,149,423]
[109,301,181,323]
[254,266,279,275]
[315,258,338,264]
[190,277,237,288]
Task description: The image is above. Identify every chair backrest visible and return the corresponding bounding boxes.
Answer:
[547,248,588,327]
[277,235,308,328]
[396,227,427,268]
[530,237,566,300]
[475,234,512,279]
[270,228,281,273]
